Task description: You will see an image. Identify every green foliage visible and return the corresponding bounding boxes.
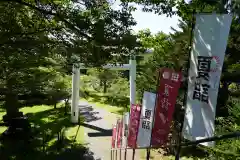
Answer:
[108,77,130,98]
[1,0,139,66]
[135,15,240,159]
[87,68,119,93]
[80,69,130,108]
[0,0,139,117]
[121,0,240,18]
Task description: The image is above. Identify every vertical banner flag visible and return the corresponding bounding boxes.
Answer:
[127,104,141,148]
[117,119,123,148]
[151,68,182,146]
[183,14,232,146]
[137,92,156,147]
[122,112,130,148]
[112,124,117,148]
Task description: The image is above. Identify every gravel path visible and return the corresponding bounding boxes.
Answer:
[79,101,141,160]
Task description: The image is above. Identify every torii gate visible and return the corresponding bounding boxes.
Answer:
[71,59,137,123]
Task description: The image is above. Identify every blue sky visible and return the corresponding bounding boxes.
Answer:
[111,0,180,34]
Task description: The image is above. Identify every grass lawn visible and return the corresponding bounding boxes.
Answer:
[0,104,88,160]
[81,97,125,114]
[81,91,129,115]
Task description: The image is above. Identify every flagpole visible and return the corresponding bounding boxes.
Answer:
[116,119,120,160]
[120,117,123,160]
[111,124,114,160]
[146,69,162,160]
[174,9,196,160]
[124,104,128,160]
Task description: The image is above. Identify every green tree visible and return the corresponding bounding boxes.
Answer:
[129,0,240,158]
[0,0,139,120]
[87,68,119,93]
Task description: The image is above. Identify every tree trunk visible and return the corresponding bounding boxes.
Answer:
[3,77,22,125]
[5,78,19,117]
[103,80,107,93]
[216,81,229,117]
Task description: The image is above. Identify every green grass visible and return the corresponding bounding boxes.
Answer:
[0,104,86,159]
[81,92,128,115]
[81,97,124,114]
[0,108,6,134]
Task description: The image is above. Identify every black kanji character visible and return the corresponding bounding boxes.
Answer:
[201,94,209,104]
[193,90,201,101]
[197,56,212,81]
[202,83,210,95]
[194,79,201,91]
[201,83,210,104]
[145,109,152,120]
[193,80,201,101]
[142,120,151,130]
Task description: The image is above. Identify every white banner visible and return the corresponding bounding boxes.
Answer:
[137,91,156,147]
[183,13,232,146]
[122,112,129,147]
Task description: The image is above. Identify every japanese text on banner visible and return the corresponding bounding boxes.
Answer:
[182,14,232,147]
[127,104,141,148]
[136,92,156,148]
[151,68,182,146]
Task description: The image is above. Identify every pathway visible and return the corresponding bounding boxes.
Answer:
[78,101,141,160]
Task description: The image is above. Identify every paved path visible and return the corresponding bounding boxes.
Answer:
[78,101,141,160]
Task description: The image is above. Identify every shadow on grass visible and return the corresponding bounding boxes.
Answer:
[0,106,97,160]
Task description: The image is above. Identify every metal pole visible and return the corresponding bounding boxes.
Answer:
[124,105,129,160]
[113,149,115,160]
[115,119,120,160]
[175,9,196,160]
[115,150,117,160]
[111,150,113,160]
[119,148,122,160]
[119,116,123,160]
[146,70,161,160]
[124,148,127,160]
[146,149,150,160]
[132,149,135,160]
[111,131,240,150]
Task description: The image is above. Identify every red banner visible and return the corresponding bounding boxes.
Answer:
[117,119,123,148]
[111,124,117,148]
[127,104,141,148]
[151,68,182,146]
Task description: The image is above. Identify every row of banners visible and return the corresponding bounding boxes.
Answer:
[112,13,232,148]
[112,68,182,149]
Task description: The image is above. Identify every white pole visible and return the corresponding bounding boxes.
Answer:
[71,65,80,123]
[129,59,136,106]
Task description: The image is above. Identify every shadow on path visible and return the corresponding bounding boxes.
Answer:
[79,105,102,123]
[80,122,112,137]
[79,103,113,138]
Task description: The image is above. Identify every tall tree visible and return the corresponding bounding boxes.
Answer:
[0,0,139,121]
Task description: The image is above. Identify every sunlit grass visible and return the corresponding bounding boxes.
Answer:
[80,97,125,115]
[0,103,84,144]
